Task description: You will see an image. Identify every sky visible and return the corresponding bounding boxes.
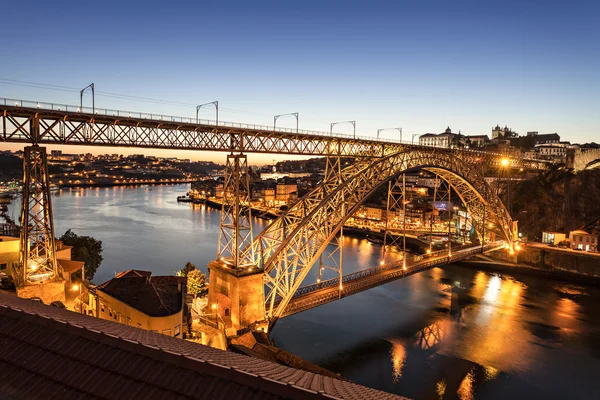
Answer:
[1,0,599,164]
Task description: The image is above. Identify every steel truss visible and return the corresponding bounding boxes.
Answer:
[1,104,544,169]
[382,175,407,260]
[246,149,515,319]
[18,145,59,285]
[318,156,344,291]
[217,154,254,268]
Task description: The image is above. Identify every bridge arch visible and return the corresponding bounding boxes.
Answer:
[244,149,515,319]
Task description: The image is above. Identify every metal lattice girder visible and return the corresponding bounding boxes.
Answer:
[383,175,407,251]
[217,154,255,268]
[19,145,58,285]
[247,149,515,319]
[1,104,546,169]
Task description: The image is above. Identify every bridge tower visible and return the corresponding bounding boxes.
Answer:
[207,153,266,335]
[16,145,65,302]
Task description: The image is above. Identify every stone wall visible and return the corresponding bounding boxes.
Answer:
[17,280,66,304]
[566,148,600,171]
[489,246,600,277]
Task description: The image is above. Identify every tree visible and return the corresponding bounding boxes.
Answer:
[59,229,103,280]
[176,262,207,297]
[187,268,207,297]
[178,261,196,277]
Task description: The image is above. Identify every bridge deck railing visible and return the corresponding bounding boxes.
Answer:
[279,243,505,316]
[287,242,503,300]
[0,98,545,162]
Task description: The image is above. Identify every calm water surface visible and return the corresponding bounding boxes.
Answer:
[7,185,600,399]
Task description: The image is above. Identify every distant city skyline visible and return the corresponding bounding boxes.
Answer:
[1,0,598,164]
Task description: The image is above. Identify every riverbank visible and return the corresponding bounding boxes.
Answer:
[57,178,193,188]
[459,247,600,286]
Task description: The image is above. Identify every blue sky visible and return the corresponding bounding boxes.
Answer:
[1,0,599,163]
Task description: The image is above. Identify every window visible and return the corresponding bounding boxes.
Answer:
[100,303,105,313]
[174,325,181,337]
[225,308,230,317]
[109,308,112,317]
[137,323,142,328]
[0,263,6,270]
[162,329,172,336]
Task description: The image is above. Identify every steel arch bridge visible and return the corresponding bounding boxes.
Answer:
[238,149,515,321]
[2,96,523,334]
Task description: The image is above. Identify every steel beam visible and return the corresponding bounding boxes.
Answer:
[18,145,59,286]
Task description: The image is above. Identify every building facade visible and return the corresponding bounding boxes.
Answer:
[91,270,188,337]
[569,230,598,252]
[419,127,457,148]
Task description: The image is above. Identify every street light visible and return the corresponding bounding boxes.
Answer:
[196,101,219,125]
[80,83,95,114]
[211,300,219,326]
[72,283,82,313]
[377,127,402,141]
[330,121,356,139]
[412,134,420,144]
[274,112,299,133]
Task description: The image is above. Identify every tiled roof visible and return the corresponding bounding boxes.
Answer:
[114,269,152,278]
[98,275,183,317]
[0,294,404,400]
[57,258,84,274]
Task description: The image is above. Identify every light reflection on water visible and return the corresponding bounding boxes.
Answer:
[7,185,600,399]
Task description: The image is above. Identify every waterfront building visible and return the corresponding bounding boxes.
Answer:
[91,269,189,337]
[542,231,567,245]
[276,183,298,204]
[569,230,598,252]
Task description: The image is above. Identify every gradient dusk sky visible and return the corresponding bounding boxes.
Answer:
[1,0,599,164]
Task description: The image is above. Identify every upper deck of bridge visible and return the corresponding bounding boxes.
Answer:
[1,97,546,168]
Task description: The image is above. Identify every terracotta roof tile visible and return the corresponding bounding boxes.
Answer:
[0,293,404,399]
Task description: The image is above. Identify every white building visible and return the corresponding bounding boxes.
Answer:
[419,127,457,148]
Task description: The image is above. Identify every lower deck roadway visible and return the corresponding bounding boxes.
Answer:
[279,242,505,318]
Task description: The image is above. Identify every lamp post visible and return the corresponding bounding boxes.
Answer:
[274,112,299,133]
[196,101,219,124]
[80,83,95,114]
[412,134,420,144]
[72,283,82,313]
[330,121,356,139]
[377,127,402,141]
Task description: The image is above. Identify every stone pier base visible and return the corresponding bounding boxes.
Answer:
[207,260,267,336]
[17,280,66,304]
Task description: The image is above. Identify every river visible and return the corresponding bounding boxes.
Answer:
[6,184,600,399]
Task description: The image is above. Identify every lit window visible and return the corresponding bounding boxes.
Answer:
[100,303,105,312]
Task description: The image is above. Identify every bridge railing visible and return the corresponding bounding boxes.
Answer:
[288,242,504,300]
[0,98,545,163]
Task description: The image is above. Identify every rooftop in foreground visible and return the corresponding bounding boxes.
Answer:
[0,293,404,399]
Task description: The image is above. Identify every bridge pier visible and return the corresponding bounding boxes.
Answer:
[207,260,267,336]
